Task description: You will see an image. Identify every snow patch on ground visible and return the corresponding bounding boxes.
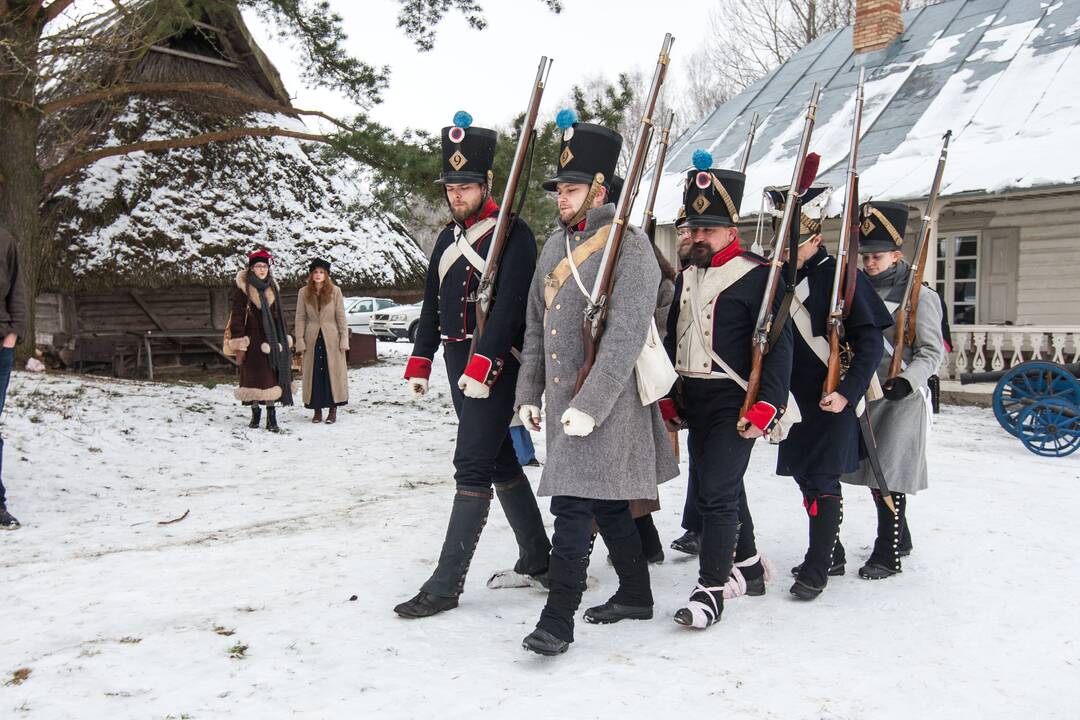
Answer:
[1,351,1078,718]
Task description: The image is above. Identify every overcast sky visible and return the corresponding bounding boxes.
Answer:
[242,0,712,134]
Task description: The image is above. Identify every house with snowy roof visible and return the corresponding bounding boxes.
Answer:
[36,0,426,374]
[641,0,1080,379]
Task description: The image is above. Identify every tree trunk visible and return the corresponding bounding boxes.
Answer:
[0,15,45,350]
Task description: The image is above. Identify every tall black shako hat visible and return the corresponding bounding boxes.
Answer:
[436,111,496,186]
[765,185,832,243]
[681,149,745,228]
[859,200,910,253]
[542,109,622,193]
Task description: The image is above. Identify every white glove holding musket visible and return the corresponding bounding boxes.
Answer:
[457,374,490,399]
[560,407,596,437]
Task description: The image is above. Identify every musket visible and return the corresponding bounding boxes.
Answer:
[471,56,553,348]
[575,33,675,393]
[738,84,822,425]
[641,110,676,242]
[626,124,655,219]
[824,69,865,397]
[739,112,760,175]
[820,70,894,508]
[887,130,951,379]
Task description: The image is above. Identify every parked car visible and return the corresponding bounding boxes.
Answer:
[370,302,423,343]
[345,297,396,334]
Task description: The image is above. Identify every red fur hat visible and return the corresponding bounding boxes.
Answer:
[248,249,272,267]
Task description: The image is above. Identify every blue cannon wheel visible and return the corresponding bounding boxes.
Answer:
[992,361,1080,438]
[1016,399,1080,457]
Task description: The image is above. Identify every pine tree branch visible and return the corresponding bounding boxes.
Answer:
[44,126,331,187]
[42,81,355,132]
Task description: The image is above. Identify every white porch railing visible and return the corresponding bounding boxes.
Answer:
[945,325,1080,379]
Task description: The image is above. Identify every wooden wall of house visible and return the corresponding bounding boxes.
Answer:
[940,190,1080,326]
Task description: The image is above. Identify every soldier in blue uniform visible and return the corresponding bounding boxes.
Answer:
[394,112,551,619]
[660,150,794,629]
[764,185,893,600]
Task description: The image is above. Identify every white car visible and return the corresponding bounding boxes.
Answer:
[370,302,423,343]
[345,297,396,334]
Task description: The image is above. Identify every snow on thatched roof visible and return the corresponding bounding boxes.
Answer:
[42,1,426,292]
[638,0,1080,224]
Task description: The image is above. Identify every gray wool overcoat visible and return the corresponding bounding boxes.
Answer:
[515,204,679,501]
[842,283,944,494]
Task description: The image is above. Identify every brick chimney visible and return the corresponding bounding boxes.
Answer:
[854,0,904,54]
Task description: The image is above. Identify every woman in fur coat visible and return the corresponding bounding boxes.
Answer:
[294,258,350,423]
[228,249,294,432]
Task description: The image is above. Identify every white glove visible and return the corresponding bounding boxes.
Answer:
[408,377,428,398]
[561,407,596,437]
[457,373,490,399]
[519,404,542,431]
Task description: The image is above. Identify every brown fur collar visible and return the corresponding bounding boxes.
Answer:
[234,269,278,308]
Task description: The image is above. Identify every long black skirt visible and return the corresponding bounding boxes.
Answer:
[306,331,346,410]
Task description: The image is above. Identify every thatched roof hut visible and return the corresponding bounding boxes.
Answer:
[37,0,426,372]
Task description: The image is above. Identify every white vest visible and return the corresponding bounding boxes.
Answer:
[674,256,758,378]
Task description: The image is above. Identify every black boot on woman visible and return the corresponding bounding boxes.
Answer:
[248,404,261,428]
[265,405,280,433]
[326,406,337,425]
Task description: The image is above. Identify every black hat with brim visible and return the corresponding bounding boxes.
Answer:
[682,168,746,228]
[765,184,831,242]
[543,122,623,192]
[309,258,331,273]
[435,123,497,186]
[858,200,910,254]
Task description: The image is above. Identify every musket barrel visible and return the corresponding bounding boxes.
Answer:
[739,113,759,175]
[827,69,865,321]
[641,110,675,239]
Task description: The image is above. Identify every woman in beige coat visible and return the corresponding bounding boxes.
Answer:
[294,259,350,423]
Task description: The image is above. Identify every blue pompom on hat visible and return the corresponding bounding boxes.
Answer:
[555,108,578,130]
[692,148,713,171]
[453,110,473,129]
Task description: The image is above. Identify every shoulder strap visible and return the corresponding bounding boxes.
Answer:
[437,217,498,284]
[683,262,756,389]
[543,225,611,309]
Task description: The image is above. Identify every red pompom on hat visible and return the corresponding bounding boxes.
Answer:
[248,249,272,266]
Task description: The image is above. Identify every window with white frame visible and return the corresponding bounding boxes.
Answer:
[935,233,980,325]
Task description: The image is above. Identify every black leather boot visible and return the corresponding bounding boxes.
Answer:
[395,490,491,618]
[585,528,653,624]
[670,529,700,555]
[791,495,843,600]
[674,521,738,629]
[265,405,280,433]
[860,491,904,580]
[248,404,261,428]
[525,554,589,655]
[495,474,551,579]
[634,514,664,563]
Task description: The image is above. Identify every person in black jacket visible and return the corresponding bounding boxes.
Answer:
[394,111,551,619]
[765,186,893,600]
[659,150,794,630]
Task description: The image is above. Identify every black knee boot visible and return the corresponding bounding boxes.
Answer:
[585,528,653,624]
[524,554,589,655]
[634,514,664,563]
[791,494,846,577]
[395,490,491,618]
[899,513,913,557]
[495,474,551,578]
[860,491,904,579]
[791,495,843,600]
[265,405,280,433]
[248,404,261,428]
[674,520,738,629]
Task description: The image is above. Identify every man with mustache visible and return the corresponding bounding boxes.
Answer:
[395,111,551,619]
[660,150,794,629]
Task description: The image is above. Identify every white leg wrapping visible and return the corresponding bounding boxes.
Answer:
[680,584,724,629]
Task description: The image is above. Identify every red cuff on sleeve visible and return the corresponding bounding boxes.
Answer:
[463,353,503,387]
[659,397,679,422]
[404,356,432,381]
[745,401,779,433]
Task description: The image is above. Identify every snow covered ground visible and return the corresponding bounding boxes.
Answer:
[2,344,1078,719]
